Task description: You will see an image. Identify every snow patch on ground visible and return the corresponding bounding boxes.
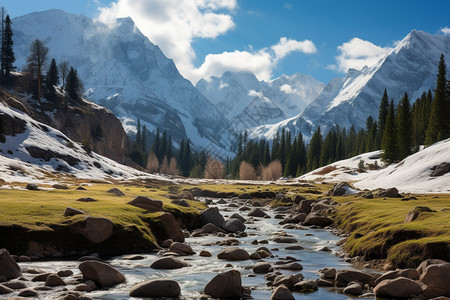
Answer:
[299,139,450,193]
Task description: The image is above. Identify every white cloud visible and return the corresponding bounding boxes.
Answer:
[191,37,317,83]
[97,0,316,84]
[334,37,392,73]
[271,37,317,63]
[441,27,450,35]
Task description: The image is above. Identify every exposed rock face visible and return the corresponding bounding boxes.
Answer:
[79,261,126,287]
[374,277,422,298]
[405,206,433,222]
[420,263,450,298]
[297,199,316,213]
[0,249,22,280]
[430,162,450,177]
[79,216,114,243]
[146,212,185,243]
[204,270,242,298]
[129,279,181,298]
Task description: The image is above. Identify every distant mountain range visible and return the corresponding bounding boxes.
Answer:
[248,30,450,141]
[11,9,450,152]
[196,71,324,132]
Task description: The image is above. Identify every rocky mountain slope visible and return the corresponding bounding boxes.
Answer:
[196,71,324,132]
[250,30,450,141]
[12,9,235,157]
[0,96,154,184]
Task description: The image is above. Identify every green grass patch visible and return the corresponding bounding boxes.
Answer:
[334,194,450,267]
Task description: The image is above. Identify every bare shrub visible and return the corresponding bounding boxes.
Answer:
[261,160,282,180]
[239,161,257,180]
[160,156,169,174]
[146,152,159,173]
[168,157,178,176]
[204,157,224,179]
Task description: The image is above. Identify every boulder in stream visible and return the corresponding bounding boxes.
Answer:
[129,279,181,298]
[204,270,242,298]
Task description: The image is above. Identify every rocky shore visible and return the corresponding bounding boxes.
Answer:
[0,187,448,299]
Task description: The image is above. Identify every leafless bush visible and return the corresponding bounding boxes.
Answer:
[204,157,224,179]
[239,161,257,180]
[146,152,159,173]
[261,160,282,180]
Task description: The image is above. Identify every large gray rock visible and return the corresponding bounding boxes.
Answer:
[155,212,185,242]
[405,206,433,222]
[229,213,246,223]
[79,261,126,287]
[343,281,363,295]
[79,216,114,243]
[202,223,226,234]
[374,277,422,298]
[253,262,272,274]
[45,274,66,287]
[64,207,85,217]
[129,279,181,298]
[204,270,242,298]
[335,269,375,287]
[222,219,246,233]
[0,249,22,280]
[420,263,450,298]
[273,275,300,289]
[217,247,250,261]
[293,280,318,292]
[298,199,316,213]
[303,213,333,227]
[201,207,225,227]
[375,268,419,284]
[128,196,163,212]
[248,208,269,218]
[271,284,294,300]
[150,257,189,269]
[416,259,447,276]
[169,242,195,255]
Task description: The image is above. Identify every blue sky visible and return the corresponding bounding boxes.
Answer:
[1,0,449,84]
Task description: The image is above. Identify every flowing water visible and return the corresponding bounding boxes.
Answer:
[17,199,378,299]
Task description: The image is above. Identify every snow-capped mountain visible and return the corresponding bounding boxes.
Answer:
[196,71,324,132]
[12,9,235,157]
[249,30,450,141]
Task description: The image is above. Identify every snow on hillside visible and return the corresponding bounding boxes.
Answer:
[299,139,450,193]
[12,9,235,158]
[250,30,450,142]
[0,101,161,186]
[196,71,324,132]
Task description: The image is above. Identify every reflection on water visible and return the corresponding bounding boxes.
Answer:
[18,199,376,299]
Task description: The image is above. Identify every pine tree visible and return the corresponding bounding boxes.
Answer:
[152,128,160,162]
[426,54,448,144]
[141,125,147,152]
[381,100,398,163]
[136,119,142,146]
[396,92,412,159]
[307,127,322,171]
[65,67,80,100]
[377,89,389,149]
[45,58,59,92]
[1,14,15,78]
[26,39,49,102]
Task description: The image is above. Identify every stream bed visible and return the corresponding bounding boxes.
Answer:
[16,198,378,299]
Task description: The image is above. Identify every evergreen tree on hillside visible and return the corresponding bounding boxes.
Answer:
[141,125,147,151]
[152,128,160,161]
[1,14,15,79]
[45,58,59,92]
[426,54,448,144]
[65,67,81,100]
[377,89,389,149]
[307,127,322,171]
[381,100,398,163]
[396,92,412,159]
[58,61,69,89]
